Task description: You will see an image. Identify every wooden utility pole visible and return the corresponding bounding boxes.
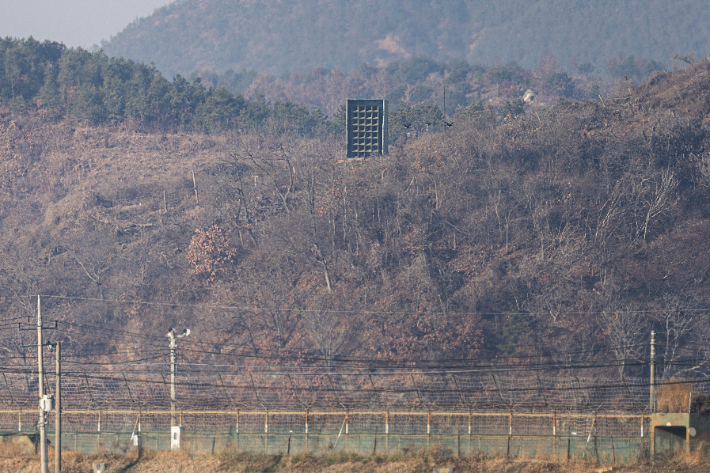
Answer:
[37,295,48,473]
[55,341,61,473]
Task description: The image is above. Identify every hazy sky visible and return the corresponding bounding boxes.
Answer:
[0,0,173,48]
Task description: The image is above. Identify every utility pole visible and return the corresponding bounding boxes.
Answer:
[168,329,177,428]
[55,341,61,473]
[167,328,190,450]
[37,295,48,473]
[19,296,56,473]
[650,330,656,413]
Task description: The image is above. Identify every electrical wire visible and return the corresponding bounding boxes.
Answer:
[45,359,654,376]
[44,370,708,395]
[30,293,710,317]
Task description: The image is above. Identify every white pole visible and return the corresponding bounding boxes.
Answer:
[55,341,61,473]
[37,295,48,473]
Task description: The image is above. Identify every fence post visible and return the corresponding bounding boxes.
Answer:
[509,412,513,436]
[236,410,240,450]
[593,412,599,465]
[385,411,389,453]
[468,412,472,454]
[131,412,142,448]
[345,410,349,451]
[552,411,556,436]
[507,412,512,458]
[264,411,269,453]
[427,412,431,448]
[457,429,461,458]
[553,411,557,458]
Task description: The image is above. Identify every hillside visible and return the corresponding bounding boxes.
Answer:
[101,0,710,78]
[2,58,710,379]
[0,37,614,136]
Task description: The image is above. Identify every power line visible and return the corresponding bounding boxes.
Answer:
[41,370,707,396]
[29,294,710,317]
[39,317,656,366]
[43,359,655,376]
[20,351,710,376]
[175,342,651,365]
[62,354,167,365]
[57,321,165,342]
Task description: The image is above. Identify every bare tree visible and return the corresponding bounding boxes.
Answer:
[301,295,349,368]
[655,294,699,378]
[651,293,710,378]
[239,265,301,351]
[637,170,677,241]
[597,304,650,379]
[56,231,118,301]
[230,133,296,214]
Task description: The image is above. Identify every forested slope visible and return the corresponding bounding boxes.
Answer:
[0,38,616,138]
[0,38,336,135]
[2,58,710,380]
[102,0,708,77]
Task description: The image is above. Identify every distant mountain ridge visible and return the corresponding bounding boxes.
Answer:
[102,0,710,78]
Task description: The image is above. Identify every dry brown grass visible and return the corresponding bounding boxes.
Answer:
[0,434,35,457]
[672,446,708,465]
[657,378,694,413]
[2,447,710,472]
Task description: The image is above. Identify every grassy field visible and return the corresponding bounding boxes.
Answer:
[1,447,709,473]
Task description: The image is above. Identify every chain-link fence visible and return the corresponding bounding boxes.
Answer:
[0,368,675,460]
[0,409,650,461]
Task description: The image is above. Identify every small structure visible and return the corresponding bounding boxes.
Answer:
[171,425,183,451]
[346,99,388,158]
[93,464,107,473]
[651,412,710,455]
[651,383,710,455]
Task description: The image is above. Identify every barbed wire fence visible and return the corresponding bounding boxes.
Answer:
[0,368,661,412]
[2,292,709,460]
[2,366,702,459]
